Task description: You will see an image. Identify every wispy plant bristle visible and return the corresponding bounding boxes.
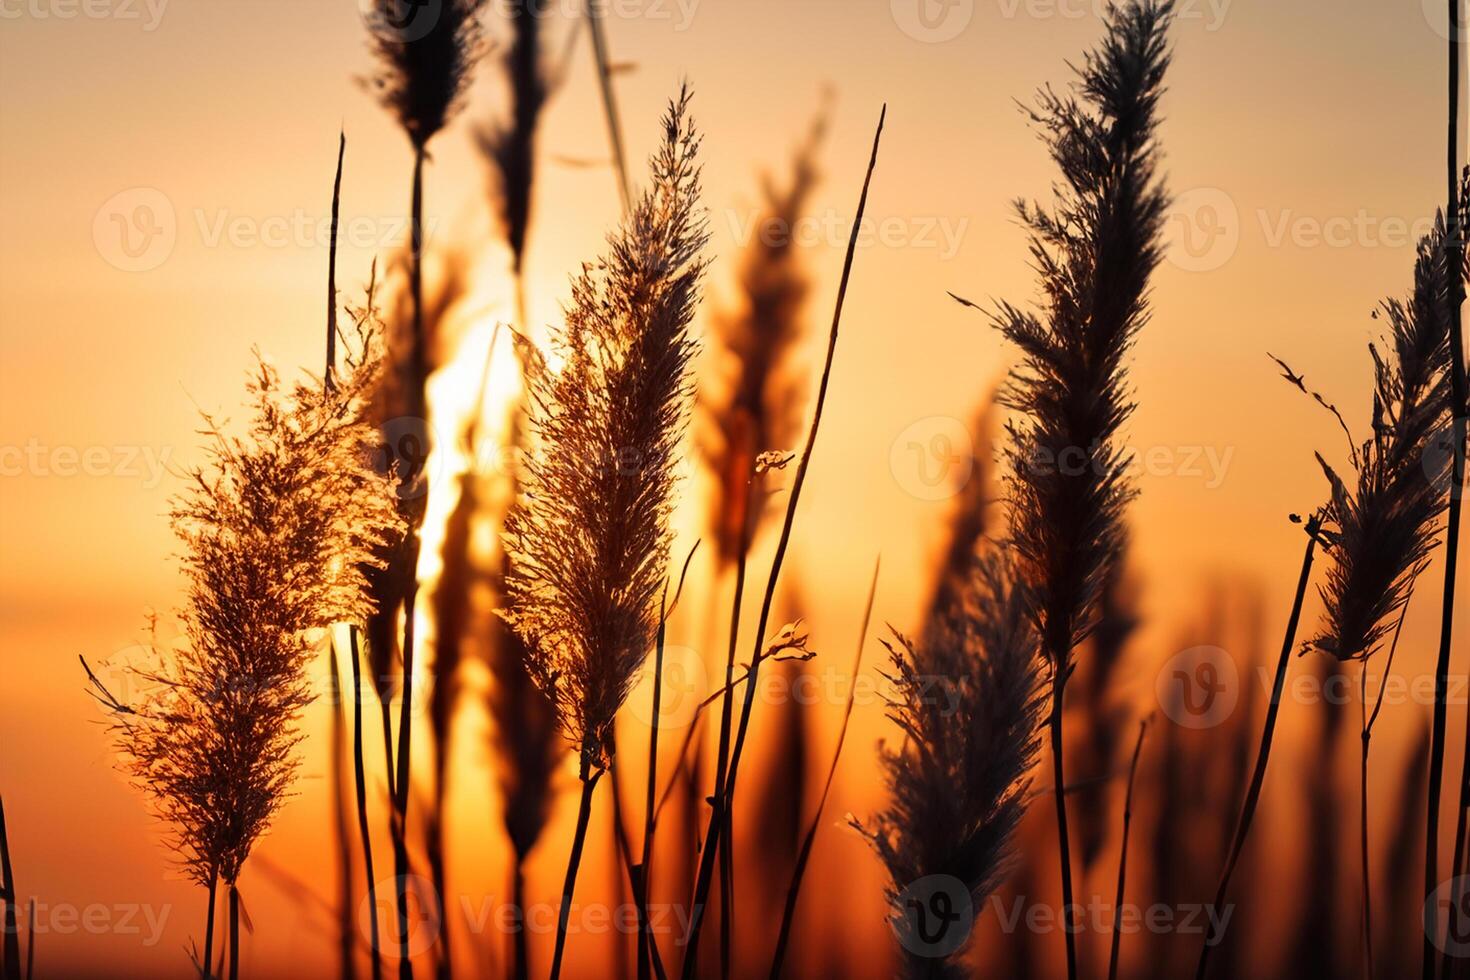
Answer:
[502,85,710,772]
[701,104,827,565]
[991,0,1172,662]
[1309,211,1463,662]
[366,0,488,148]
[856,553,1045,979]
[89,329,406,889]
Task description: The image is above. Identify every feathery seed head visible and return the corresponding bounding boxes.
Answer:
[91,332,405,886]
[1309,208,1464,662]
[367,0,487,149]
[856,553,1045,978]
[501,87,709,773]
[992,0,1173,665]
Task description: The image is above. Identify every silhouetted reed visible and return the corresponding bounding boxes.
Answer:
[367,9,488,967]
[681,105,887,979]
[478,0,550,332]
[980,4,1174,976]
[855,554,1045,980]
[500,87,708,980]
[85,329,405,980]
[1294,214,1459,977]
[1107,717,1148,980]
[701,104,827,567]
[1427,0,1468,962]
[1196,510,1326,979]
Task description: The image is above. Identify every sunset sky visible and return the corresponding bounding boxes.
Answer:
[1,0,1466,976]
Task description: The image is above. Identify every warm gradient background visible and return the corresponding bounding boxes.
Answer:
[1,0,1467,976]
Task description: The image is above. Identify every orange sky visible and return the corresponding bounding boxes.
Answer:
[1,0,1468,976]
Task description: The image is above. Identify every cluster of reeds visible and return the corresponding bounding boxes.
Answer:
[62,0,1470,976]
[363,7,491,975]
[1198,184,1467,980]
[474,18,562,967]
[84,324,405,979]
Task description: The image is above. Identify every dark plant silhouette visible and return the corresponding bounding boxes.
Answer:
[979,4,1174,976]
[84,329,404,980]
[855,554,1045,980]
[500,87,708,980]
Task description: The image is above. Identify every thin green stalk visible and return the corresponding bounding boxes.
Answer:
[639,545,699,980]
[392,138,429,980]
[637,586,669,980]
[711,481,754,980]
[1432,1,1468,973]
[330,644,358,980]
[1362,598,1410,980]
[393,587,420,980]
[681,105,886,978]
[1197,512,1325,979]
[21,900,30,980]
[510,865,529,980]
[768,558,879,979]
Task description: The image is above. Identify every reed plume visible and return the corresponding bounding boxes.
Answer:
[856,553,1045,980]
[500,86,708,979]
[701,104,827,566]
[367,0,486,153]
[478,0,550,333]
[85,331,404,979]
[1301,209,1460,979]
[1309,214,1458,666]
[982,4,1173,975]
